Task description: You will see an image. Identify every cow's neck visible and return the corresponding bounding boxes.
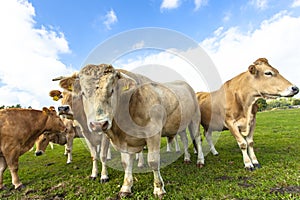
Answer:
[23,111,49,150]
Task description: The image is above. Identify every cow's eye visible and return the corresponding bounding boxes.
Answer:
[264,71,273,76]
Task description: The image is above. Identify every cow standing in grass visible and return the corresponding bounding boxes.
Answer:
[197,58,299,170]
[0,107,66,190]
[76,64,204,198]
[49,77,111,182]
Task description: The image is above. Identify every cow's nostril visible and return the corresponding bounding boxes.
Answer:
[35,151,43,156]
[102,121,109,131]
[292,86,299,94]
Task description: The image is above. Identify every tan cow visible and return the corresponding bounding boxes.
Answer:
[77,64,204,198]
[197,58,299,170]
[35,110,83,164]
[49,78,111,182]
[0,107,66,190]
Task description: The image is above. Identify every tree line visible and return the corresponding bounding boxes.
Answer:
[1,98,300,112]
[256,97,300,111]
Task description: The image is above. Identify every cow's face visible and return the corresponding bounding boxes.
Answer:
[43,107,66,133]
[79,64,120,132]
[248,58,298,98]
[35,133,50,156]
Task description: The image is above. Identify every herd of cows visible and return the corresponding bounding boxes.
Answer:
[0,58,298,198]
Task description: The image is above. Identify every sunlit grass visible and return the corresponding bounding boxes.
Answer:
[0,109,299,199]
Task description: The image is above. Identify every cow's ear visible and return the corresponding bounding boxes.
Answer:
[49,90,62,101]
[248,65,257,75]
[42,107,50,115]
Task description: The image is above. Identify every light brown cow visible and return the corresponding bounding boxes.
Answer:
[0,107,66,190]
[35,111,83,164]
[197,58,299,170]
[49,78,111,182]
[77,64,204,198]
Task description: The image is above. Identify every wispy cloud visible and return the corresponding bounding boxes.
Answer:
[250,0,268,10]
[103,9,118,30]
[160,0,180,11]
[291,0,300,7]
[194,0,208,11]
[201,11,300,92]
[0,0,73,108]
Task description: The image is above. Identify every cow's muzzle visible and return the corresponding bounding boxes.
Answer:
[291,85,299,95]
[35,150,44,156]
[90,119,111,132]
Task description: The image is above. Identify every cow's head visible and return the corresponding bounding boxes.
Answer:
[79,64,135,132]
[43,107,67,133]
[35,131,66,156]
[248,58,298,98]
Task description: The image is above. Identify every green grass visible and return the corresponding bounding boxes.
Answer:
[1,109,299,199]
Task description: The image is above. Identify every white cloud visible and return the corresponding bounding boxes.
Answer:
[250,0,268,10]
[201,10,300,96]
[160,0,180,10]
[103,9,118,30]
[194,0,208,11]
[0,0,73,108]
[291,0,300,7]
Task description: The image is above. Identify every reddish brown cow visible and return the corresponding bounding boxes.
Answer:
[197,58,299,170]
[0,107,66,189]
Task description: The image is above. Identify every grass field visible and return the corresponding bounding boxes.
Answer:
[0,109,299,199]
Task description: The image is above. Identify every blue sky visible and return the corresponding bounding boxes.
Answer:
[0,0,300,108]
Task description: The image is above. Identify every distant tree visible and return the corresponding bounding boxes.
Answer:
[256,98,267,111]
[0,105,4,109]
[293,98,300,105]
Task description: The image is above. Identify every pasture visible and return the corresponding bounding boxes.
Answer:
[0,109,299,199]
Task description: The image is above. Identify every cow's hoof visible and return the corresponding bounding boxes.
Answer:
[118,191,132,199]
[0,185,8,191]
[196,163,204,168]
[89,176,97,181]
[100,177,109,183]
[154,193,165,200]
[213,153,219,156]
[245,166,255,171]
[254,163,261,169]
[15,184,25,191]
[184,160,191,164]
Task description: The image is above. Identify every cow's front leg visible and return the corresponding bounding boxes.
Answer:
[226,121,254,170]
[0,156,7,189]
[65,132,75,164]
[85,138,99,179]
[100,134,110,183]
[246,118,261,169]
[118,153,134,198]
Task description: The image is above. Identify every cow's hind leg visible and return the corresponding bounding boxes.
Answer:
[205,130,219,156]
[147,134,166,198]
[178,131,191,163]
[5,153,23,189]
[118,153,134,198]
[0,156,7,189]
[188,121,204,168]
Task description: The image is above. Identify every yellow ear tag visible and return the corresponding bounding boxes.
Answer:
[68,85,73,91]
[53,96,59,101]
[122,85,129,91]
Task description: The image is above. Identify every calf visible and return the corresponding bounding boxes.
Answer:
[197,58,299,170]
[0,107,66,189]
